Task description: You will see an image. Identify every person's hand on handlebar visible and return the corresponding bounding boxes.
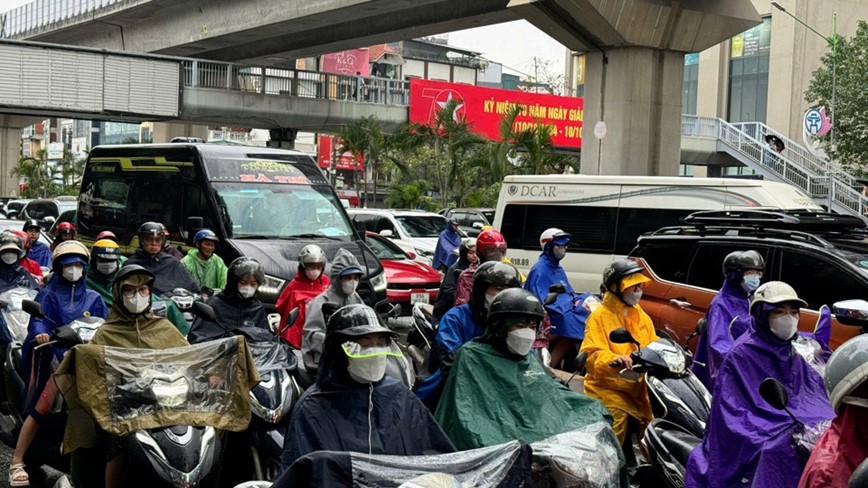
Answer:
[35,333,50,344]
[609,355,633,370]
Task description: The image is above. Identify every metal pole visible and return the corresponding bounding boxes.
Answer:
[828,12,837,210]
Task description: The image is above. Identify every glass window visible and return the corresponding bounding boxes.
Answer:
[366,235,407,260]
[395,215,447,238]
[631,241,696,283]
[500,204,617,252]
[682,54,699,116]
[779,250,868,311]
[482,210,495,224]
[615,208,695,255]
[375,217,396,234]
[213,183,352,239]
[78,177,133,237]
[728,17,771,123]
[181,182,212,234]
[688,244,769,291]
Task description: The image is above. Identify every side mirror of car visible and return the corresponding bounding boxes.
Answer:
[191,301,217,322]
[7,210,18,219]
[379,229,394,238]
[833,299,868,327]
[609,327,640,346]
[22,299,45,319]
[185,216,204,245]
[472,222,484,229]
[43,216,55,226]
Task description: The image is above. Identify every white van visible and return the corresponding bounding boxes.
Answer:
[493,175,823,292]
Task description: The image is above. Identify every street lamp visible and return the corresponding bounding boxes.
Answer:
[771,2,837,208]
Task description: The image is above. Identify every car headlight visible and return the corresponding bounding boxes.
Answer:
[259,274,287,297]
[369,271,387,292]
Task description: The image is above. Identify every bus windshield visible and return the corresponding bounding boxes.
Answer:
[212,182,353,239]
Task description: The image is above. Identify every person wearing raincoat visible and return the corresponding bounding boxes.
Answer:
[685,281,835,488]
[10,241,107,487]
[125,222,200,296]
[279,304,455,475]
[62,264,190,488]
[180,229,228,291]
[431,219,461,273]
[0,233,39,349]
[276,244,331,348]
[433,238,477,320]
[22,220,51,268]
[85,239,128,305]
[799,334,868,488]
[453,229,507,307]
[580,259,658,446]
[435,288,614,451]
[187,257,268,344]
[692,250,764,391]
[525,228,598,370]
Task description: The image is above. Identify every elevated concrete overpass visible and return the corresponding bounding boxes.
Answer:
[2,0,761,176]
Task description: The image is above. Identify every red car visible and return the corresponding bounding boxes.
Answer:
[366,231,441,313]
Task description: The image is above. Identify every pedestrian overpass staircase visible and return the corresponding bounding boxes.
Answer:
[681,115,868,221]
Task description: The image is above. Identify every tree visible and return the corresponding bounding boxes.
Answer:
[338,116,404,208]
[806,20,868,175]
[12,149,59,198]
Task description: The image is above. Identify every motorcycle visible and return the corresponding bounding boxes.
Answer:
[191,301,303,482]
[608,323,711,487]
[0,299,105,476]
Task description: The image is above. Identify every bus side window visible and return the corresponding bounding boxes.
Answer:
[182,182,212,230]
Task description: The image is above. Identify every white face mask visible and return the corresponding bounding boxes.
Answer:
[1,252,18,265]
[623,290,643,306]
[238,285,257,299]
[484,293,496,311]
[96,261,118,275]
[305,268,322,281]
[347,355,387,384]
[506,328,536,356]
[769,314,798,340]
[341,279,359,295]
[123,293,150,314]
[63,264,84,283]
[552,247,567,261]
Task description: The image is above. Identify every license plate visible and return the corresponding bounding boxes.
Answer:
[410,293,429,304]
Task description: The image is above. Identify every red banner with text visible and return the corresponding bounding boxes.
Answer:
[409,79,583,148]
[317,135,364,172]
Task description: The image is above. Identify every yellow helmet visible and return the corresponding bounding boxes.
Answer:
[92,239,122,261]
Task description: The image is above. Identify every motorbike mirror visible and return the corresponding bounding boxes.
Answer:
[321,302,340,326]
[286,307,299,326]
[389,303,402,318]
[573,350,588,372]
[759,377,789,410]
[548,283,566,294]
[184,216,204,245]
[695,317,708,336]
[191,301,217,322]
[849,458,868,488]
[22,299,45,319]
[609,328,639,346]
[544,292,558,306]
[833,299,868,327]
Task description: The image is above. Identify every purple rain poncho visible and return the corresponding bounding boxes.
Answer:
[685,319,834,488]
[691,278,752,391]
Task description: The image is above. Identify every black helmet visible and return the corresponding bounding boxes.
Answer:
[137,222,165,243]
[825,334,868,412]
[603,259,645,293]
[22,219,41,232]
[227,256,265,290]
[722,250,765,276]
[325,304,396,340]
[470,261,522,312]
[486,288,545,325]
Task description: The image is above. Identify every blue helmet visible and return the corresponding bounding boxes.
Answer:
[193,229,219,245]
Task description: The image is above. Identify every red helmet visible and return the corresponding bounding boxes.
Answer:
[11,230,30,251]
[96,230,117,242]
[476,229,507,263]
[57,222,76,238]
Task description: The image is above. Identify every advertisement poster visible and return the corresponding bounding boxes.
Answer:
[409,79,583,148]
[317,135,364,172]
[320,49,370,76]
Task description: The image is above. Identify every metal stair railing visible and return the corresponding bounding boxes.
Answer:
[681,115,868,220]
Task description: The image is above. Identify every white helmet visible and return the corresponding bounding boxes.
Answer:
[298,244,327,268]
[750,281,807,313]
[539,228,571,251]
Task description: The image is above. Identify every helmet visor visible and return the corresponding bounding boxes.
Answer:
[341,339,403,359]
[621,273,650,289]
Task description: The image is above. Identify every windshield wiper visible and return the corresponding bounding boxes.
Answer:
[281,233,344,240]
[234,235,273,240]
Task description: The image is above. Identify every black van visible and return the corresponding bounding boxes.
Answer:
[76,143,387,309]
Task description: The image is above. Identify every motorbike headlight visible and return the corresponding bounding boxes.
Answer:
[259,274,287,298]
[647,340,686,374]
[369,271,387,293]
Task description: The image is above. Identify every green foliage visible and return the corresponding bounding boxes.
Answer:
[384,179,438,211]
[11,149,84,198]
[806,20,868,175]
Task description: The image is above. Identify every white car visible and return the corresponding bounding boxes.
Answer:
[347,209,461,265]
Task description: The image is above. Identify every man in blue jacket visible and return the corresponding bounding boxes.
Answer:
[23,220,51,268]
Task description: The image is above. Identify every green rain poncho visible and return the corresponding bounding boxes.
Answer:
[181,249,228,290]
[435,316,613,451]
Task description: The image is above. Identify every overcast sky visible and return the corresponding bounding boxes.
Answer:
[0,0,566,76]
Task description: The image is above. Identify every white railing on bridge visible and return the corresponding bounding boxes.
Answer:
[181,60,411,107]
[681,114,868,219]
[0,0,136,38]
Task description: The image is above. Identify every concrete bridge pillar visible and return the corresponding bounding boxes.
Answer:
[580,47,684,176]
[267,128,299,150]
[151,122,209,143]
[0,116,41,197]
